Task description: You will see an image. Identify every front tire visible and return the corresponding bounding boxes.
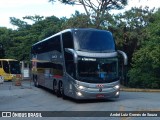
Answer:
[56,81,62,97]
[61,83,67,100]
[33,75,39,87]
[59,81,67,99]
[53,80,57,94]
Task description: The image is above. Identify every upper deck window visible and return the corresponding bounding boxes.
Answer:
[62,32,74,49]
[32,35,61,54]
[74,30,115,52]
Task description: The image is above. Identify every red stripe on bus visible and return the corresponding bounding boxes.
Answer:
[54,75,62,78]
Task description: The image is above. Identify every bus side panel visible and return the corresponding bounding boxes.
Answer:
[44,68,54,90]
[62,75,75,98]
[36,68,45,87]
[0,68,12,81]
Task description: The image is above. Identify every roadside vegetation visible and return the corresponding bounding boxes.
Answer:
[0,0,159,88]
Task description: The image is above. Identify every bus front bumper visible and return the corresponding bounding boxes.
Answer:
[74,84,120,100]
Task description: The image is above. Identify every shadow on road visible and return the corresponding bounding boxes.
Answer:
[39,86,118,103]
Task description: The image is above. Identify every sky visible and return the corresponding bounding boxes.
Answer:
[0,0,160,29]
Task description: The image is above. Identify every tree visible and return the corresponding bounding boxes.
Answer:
[10,17,31,29]
[49,0,127,28]
[0,43,4,58]
[3,15,65,61]
[111,7,155,67]
[37,16,63,39]
[61,11,91,29]
[23,15,44,23]
[128,9,160,88]
[0,27,14,58]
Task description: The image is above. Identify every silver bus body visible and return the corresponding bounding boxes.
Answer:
[31,28,127,100]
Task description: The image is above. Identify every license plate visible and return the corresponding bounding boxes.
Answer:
[96,94,105,98]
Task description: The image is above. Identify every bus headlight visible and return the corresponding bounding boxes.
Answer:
[78,85,85,90]
[116,91,120,96]
[75,84,86,90]
[114,85,120,90]
[77,92,82,96]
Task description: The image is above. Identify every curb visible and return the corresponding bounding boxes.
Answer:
[120,88,160,92]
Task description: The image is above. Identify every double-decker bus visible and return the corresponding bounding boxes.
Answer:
[0,59,21,81]
[31,28,127,99]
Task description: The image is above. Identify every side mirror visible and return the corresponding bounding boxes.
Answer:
[65,48,78,63]
[117,50,128,65]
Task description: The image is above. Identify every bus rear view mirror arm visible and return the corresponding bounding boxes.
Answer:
[117,50,128,65]
[65,48,78,63]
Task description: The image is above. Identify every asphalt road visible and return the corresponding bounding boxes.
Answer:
[0,81,159,120]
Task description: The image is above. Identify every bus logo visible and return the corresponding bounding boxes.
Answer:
[99,88,102,92]
[2,112,11,117]
[97,84,104,88]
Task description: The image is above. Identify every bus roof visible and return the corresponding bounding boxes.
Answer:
[32,28,111,46]
[0,59,18,61]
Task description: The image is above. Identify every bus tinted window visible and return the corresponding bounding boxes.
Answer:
[74,30,115,52]
[37,62,63,76]
[32,43,43,54]
[64,52,76,78]
[78,58,118,83]
[32,35,61,54]
[2,61,9,73]
[0,61,2,68]
[9,61,21,74]
[62,32,74,49]
[45,35,61,52]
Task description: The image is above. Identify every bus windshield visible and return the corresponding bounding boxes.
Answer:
[74,30,115,52]
[3,61,21,74]
[9,61,21,74]
[77,57,118,83]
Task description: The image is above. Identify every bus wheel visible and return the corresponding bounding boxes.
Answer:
[61,82,67,100]
[57,81,62,97]
[32,75,35,82]
[33,75,36,87]
[34,76,39,88]
[53,80,57,94]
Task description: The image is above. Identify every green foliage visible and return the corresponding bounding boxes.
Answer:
[110,7,155,67]
[10,17,30,29]
[0,5,160,89]
[128,9,160,88]
[0,15,63,61]
[61,11,92,29]
[23,15,44,23]
[49,0,127,28]
[0,27,13,58]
